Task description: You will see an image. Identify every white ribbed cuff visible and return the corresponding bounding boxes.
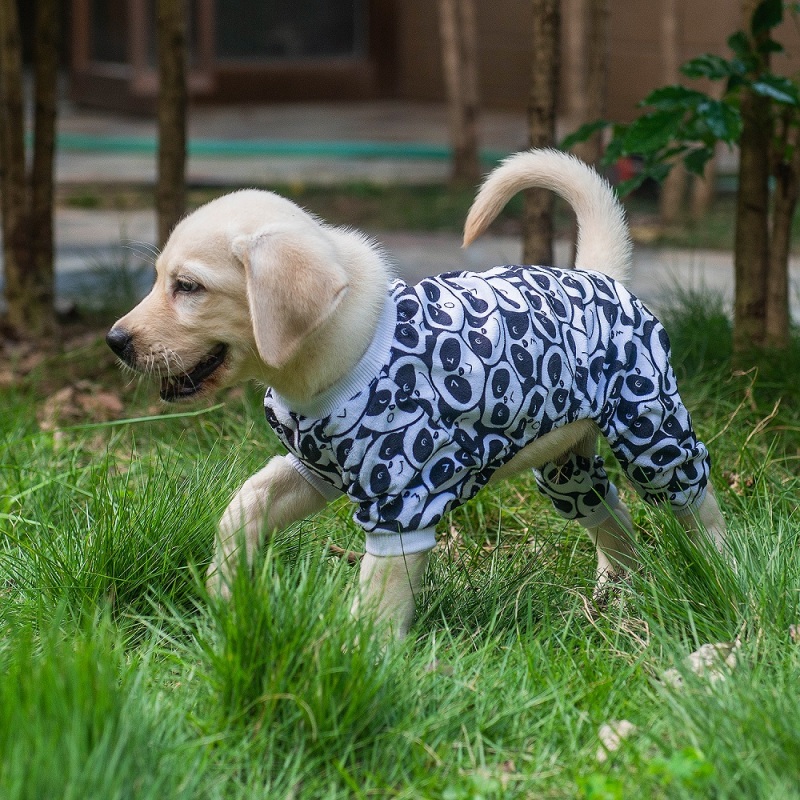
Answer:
[285,453,343,502]
[365,526,437,557]
[672,484,709,519]
[575,483,620,528]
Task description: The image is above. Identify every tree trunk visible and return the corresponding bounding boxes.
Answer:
[766,116,800,350]
[30,0,58,336]
[0,0,57,338]
[438,0,481,185]
[659,0,686,224]
[523,0,559,265]
[156,0,188,248]
[563,0,608,263]
[582,0,609,167]
[732,0,772,356]
[563,0,587,149]
[733,86,771,354]
[0,0,28,316]
[660,164,687,224]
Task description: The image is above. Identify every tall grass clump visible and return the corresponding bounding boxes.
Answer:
[658,285,733,377]
[0,436,241,627]
[0,612,204,799]
[189,544,410,751]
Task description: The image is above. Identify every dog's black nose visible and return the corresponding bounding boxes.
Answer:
[106,327,133,360]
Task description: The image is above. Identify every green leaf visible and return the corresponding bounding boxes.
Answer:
[599,126,629,166]
[643,85,708,110]
[757,37,784,55]
[614,172,647,198]
[614,174,648,198]
[662,143,690,161]
[622,109,685,154]
[681,54,736,80]
[684,147,715,176]
[560,119,609,151]
[695,99,742,141]
[751,0,783,35]
[751,74,800,106]
[647,161,672,183]
[727,30,756,65]
[726,73,747,93]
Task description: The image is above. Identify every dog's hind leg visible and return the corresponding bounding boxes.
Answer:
[585,498,638,591]
[206,455,330,599]
[677,482,727,553]
[534,441,639,588]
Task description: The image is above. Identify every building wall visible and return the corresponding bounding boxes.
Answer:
[396,0,800,121]
[68,0,800,113]
[397,0,534,110]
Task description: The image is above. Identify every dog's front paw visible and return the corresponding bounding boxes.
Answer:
[205,561,232,601]
[592,569,631,614]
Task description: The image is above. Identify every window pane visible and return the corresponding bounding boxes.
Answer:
[91,0,127,63]
[215,0,366,61]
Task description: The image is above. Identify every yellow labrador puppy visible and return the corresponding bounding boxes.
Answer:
[107,149,726,638]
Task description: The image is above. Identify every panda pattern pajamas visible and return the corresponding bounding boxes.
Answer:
[264,266,710,557]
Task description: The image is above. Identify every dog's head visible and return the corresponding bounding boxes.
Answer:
[106,190,350,401]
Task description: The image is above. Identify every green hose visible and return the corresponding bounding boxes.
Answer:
[54,132,507,163]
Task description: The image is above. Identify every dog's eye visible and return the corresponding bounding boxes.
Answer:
[174,277,201,294]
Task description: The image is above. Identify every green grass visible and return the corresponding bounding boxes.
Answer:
[2,290,800,798]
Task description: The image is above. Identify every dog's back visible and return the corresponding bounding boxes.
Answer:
[463,149,632,284]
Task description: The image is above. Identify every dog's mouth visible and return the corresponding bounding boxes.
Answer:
[160,344,228,401]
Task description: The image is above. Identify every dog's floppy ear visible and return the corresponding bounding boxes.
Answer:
[235,225,349,369]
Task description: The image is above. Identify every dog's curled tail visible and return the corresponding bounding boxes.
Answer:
[463,148,632,283]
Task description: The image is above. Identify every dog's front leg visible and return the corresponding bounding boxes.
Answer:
[350,551,430,639]
[206,455,328,598]
[681,482,727,553]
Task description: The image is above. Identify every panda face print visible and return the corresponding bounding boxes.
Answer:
[265,266,710,537]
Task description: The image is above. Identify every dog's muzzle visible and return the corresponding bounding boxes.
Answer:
[159,344,228,401]
[106,327,135,366]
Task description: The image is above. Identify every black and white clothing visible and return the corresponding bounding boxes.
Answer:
[264,266,710,557]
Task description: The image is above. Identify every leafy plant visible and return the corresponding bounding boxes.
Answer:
[565,1,797,194]
[565,0,800,353]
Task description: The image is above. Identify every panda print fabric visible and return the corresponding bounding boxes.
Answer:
[264,266,710,557]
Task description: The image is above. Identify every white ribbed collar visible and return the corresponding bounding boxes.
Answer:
[270,294,397,419]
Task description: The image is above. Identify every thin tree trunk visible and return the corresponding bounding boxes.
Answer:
[523,0,559,266]
[564,0,587,150]
[438,0,480,184]
[563,0,608,264]
[459,0,479,175]
[733,0,772,356]
[734,86,771,354]
[659,0,686,224]
[582,0,609,167]
[564,0,608,166]
[0,0,33,333]
[690,154,716,219]
[766,115,800,349]
[30,0,58,336]
[660,164,687,224]
[156,0,187,248]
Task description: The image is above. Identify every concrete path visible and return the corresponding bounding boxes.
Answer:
[54,101,528,186]
[0,98,793,317]
[44,206,800,320]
